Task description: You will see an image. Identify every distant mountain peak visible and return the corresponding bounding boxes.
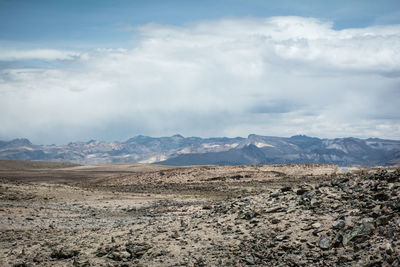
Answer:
[0,134,399,166]
[10,138,32,146]
[247,134,260,138]
[290,134,312,139]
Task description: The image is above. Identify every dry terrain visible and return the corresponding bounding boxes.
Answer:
[0,161,399,266]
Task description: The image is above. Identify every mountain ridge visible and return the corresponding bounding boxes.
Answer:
[0,134,399,166]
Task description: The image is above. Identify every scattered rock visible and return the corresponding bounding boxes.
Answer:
[265,206,284,213]
[319,236,331,249]
[342,222,372,247]
[50,248,79,259]
[2,165,399,267]
[312,222,322,229]
[332,220,345,230]
[281,186,292,192]
[296,189,308,195]
[374,193,390,201]
[238,211,258,220]
[270,218,280,224]
[125,242,151,259]
[331,177,349,186]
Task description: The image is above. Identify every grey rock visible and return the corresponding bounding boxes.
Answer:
[342,222,372,246]
[275,235,287,241]
[374,193,390,201]
[50,248,79,259]
[312,222,322,228]
[332,220,345,230]
[319,236,331,249]
[125,242,151,259]
[270,218,280,224]
[331,178,349,186]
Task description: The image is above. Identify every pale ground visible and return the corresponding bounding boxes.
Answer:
[0,162,399,266]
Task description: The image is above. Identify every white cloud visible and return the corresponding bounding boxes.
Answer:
[0,49,80,61]
[0,16,400,143]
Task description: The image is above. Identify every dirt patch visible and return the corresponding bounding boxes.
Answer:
[0,160,79,171]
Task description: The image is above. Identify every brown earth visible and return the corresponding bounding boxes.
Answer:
[0,161,399,266]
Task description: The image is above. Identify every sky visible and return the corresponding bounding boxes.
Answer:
[0,0,400,144]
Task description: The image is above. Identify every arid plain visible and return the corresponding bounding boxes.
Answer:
[1,160,399,266]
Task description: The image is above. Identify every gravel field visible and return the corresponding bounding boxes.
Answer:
[0,162,399,266]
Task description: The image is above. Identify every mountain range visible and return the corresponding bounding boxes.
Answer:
[1,134,399,166]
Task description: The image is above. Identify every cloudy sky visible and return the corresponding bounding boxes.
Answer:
[1,0,400,144]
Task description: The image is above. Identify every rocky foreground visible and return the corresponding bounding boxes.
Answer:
[213,168,400,266]
[0,164,399,266]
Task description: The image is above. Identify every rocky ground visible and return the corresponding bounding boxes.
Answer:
[0,162,399,266]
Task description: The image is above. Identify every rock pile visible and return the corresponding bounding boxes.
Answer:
[211,169,400,266]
